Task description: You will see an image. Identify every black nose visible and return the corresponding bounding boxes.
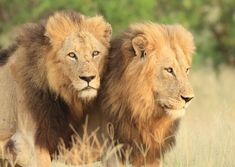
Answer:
[181,96,194,103]
[79,75,96,83]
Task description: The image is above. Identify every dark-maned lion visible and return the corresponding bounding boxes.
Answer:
[85,23,195,167]
[0,11,111,166]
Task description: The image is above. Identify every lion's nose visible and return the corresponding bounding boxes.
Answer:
[79,75,96,83]
[181,95,194,103]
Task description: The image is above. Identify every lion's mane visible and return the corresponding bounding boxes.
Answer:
[98,23,194,165]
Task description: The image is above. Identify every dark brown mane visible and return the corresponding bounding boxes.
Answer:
[0,10,112,166]
[0,44,17,66]
[9,12,85,155]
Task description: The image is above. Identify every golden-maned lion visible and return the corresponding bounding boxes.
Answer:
[85,23,195,166]
[0,11,111,166]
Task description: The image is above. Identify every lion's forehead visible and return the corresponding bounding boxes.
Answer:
[157,45,189,69]
[175,46,190,67]
[63,32,104,53]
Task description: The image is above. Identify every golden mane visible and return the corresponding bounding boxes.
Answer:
[96,23,195,165]
[46,11,111,49]
[103,23,195,122]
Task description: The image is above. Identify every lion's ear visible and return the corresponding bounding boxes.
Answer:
[132,35,148,58]
[85,16,112,45]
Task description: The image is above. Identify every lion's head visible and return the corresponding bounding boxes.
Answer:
[106,23,195,121]
[45,11,112,101]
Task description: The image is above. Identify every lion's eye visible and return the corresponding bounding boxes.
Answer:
[165,67,174,74]
[164,67,176,77]
[92,51,100,58]
[67,52,77,60]
[186,68,190,74]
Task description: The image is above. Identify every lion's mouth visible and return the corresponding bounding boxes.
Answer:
[160,103,177,110]
[157,98,185,111]
[162,105,185,111]
[80,86,97,91]
[159,103,186,119]
[77,85,98,99]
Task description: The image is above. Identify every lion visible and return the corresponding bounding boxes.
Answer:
[84,23,195,166]
[0,11,112,166]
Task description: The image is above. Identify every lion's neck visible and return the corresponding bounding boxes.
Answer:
[105,99,180,164]
[59,86,92,121]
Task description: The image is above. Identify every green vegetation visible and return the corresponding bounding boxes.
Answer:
[0,0,235,67]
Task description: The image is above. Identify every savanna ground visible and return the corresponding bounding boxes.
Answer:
[51,67,235,167]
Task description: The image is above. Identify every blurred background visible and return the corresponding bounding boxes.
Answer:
[0,0,235,67]
[0,0,234,166]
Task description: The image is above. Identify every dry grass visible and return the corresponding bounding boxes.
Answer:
[53,66,235,167]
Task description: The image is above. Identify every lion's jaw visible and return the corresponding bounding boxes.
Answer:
[73,82,98,100]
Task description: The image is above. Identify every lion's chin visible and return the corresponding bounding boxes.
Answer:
[78,88,97,100]
[165,108,185,119]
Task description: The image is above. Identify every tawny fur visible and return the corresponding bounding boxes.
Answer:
[84,23,195,166]
[0,10,111,166]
